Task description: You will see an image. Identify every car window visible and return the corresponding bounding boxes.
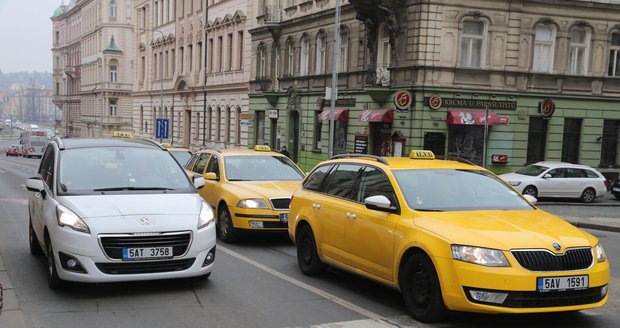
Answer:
[193,153,211,174]
[170,150,192,166]
[185,153,201,170]
[224,155,304,181]
[324,164,363,200]
[39,145,55,190]
[565,168,586,178]
[354,166,397,207]
[585,170,599,178]
[516,164,549,176]
[206,156,220,176]
[303,165,333,192]
[547,168,565,178]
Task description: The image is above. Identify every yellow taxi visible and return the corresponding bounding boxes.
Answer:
[186,145,305,242]
[288,151,609,322]
[162,143,193,166]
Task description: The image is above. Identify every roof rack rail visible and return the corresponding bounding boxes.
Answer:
[435,155,474,166]
[134,138,165,150]
[52,136,65,150]
[329,153,389,165]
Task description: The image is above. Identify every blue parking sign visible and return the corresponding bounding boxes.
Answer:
[156,118,169,139]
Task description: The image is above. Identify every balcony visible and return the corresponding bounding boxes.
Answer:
[264,6,282,25]
[376,64,391,86]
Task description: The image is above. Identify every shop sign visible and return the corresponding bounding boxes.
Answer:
[539,98,555,118]
[492,154,509,164]
[240,120,252,127]
[354,135,368,154]
[425,96,517,110]
[239,113,252,120]
[394,90,413,111]
[267,109,278,119]
[317,96,356,109]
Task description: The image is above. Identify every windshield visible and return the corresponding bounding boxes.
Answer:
[58,146,194,195]
[393,169,534,211]
[515,164,549,176]
[224,155,304,181]
[169,150,192,166]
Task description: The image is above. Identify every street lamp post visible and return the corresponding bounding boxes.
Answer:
[140,27,164,139]
[98,57,103,136]
[328,0,342,158]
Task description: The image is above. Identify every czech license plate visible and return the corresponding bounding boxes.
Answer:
[280,213,289,223]
[613,187,620,192]
[122,247,173,261]
[537,275,588,292]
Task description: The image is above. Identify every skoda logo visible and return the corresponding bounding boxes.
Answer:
[552,242,561,251]
[140,217,151,226]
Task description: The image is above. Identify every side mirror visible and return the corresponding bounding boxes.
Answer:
[203,172,218,181]
[26,177,45,194]
[193,177,206,190]
[543,173,552,179]
[524,194,538,205]
[364,195,397,213]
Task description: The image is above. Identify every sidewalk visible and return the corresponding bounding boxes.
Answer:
[0,252,27,328]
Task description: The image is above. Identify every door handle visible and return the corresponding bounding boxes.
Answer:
[346,212,357,219]
[312,204,321,209]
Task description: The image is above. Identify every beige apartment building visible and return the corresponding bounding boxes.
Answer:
[52,0,135,138]
[132,0,253,149]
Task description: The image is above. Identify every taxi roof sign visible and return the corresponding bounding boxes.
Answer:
[254,145,272,152]
[409,150,435,160]
[112,131,133,139]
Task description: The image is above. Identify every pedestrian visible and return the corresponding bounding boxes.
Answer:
[280,145,290,158]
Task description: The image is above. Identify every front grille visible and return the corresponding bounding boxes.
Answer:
[262,221,288,229]
[96,258,195,274]
[99,232,192,259]
[511,248,593,271]
[270,197,291,210]
[464,286,604,308]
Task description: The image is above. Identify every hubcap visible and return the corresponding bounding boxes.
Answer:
[219,211,229,237]
[412,264,431,306]
[584,190,594,202]
[301,233,313,263]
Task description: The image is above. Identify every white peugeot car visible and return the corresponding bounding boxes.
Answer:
[500,161,608,203]
[26,137,216,289]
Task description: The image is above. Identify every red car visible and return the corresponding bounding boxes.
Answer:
[5,145,23,156]
[21,147,33,157]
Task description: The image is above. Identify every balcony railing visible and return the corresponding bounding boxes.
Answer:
[376,64,391,86]
[265,6,282,24]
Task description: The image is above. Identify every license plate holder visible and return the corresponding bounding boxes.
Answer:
[537,275,589,292]
[280,213,289,223]
[612,187,620,192]
[122,247,173,261]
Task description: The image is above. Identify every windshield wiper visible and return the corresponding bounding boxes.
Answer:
[93,187,175,192]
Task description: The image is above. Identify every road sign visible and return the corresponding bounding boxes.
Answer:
[156,118,169,139]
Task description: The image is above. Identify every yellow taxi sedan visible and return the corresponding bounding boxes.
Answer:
[288,151,609,322]
[186,145,305,242]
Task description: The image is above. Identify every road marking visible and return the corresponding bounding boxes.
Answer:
[218,245,388,322]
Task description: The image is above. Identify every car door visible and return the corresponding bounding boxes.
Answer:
[201,154,221,208]
[565,168,588,197]
[32,145,59,245]
[30,145,53,240]
[192,153,211,203]
[538,168,566,197]
[312,164,363,266]
[344,165,398,281]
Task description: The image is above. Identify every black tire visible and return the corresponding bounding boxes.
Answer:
[46,239,64,290]
[217,205,238,243]
[522,185,538,198]
[296,224,325,276]
[29,218,43,256]
[400,253,448,323]
[580,188,596,203]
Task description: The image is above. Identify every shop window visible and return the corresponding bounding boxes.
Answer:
[256,111,266,145]
[448,125,484,166]
[533,25,555,73]
[334,121,348,155]
[526,117,549,164]
[608,32,620,76]
[561,118,581,164]
[270,118,278,149]
[460,20,486,68]
[568,27,591,75]
[601,120,619,165]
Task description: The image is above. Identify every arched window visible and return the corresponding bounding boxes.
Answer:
[226,107,231,143]
[109,59,118,83]
[568,26,591,75]
[140,105,144,131]
[257,44,266,78]
[609,32,620,76]
[110,0,117,18]
[460,19,486,68]
[339,29,349,73]
[236,106,241,144]
[300,36,309,76]
[533,25,556,73]
[315,33,327,74]
[216,107,222,141]
[273,44,280,80]
[207,106,213,141]
[286,40,294,76]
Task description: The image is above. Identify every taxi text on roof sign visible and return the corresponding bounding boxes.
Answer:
[409,150,435,159]
[112,131,133,139]
[254,145,271,152]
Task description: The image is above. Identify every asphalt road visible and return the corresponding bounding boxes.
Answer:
[0,141,618,328]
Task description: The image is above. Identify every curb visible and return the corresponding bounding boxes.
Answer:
[0,253,27,328]
[539,202,620,207]
[569,221,620,234]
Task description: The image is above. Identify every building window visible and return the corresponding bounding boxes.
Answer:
[227,33,233,71]
[314,111,322,150]
[568,27,591,75]
[55,56,60,68]
[226,107,231,143]
[286,40,294,76]
[460,20,485,68]
[179,47,184,74]
[195,112,201,140]
[188,44,193,72]
[256,111,266,146]
[533,25,555,73]
[110,0,117,17]
[216,107,222,142]
[300,36,309,76]
[526,117,549,164]
[561,118,581,164]
[55,82,60,95]
[208,38,214,73]
[55,31,60,44]
[237,31,244,69]
[217,36,223,72]
[207,106,212,141]
[109,61,118,82]
[141,56,145,81]
[339,30,349,73]
[236,106,241,144]
[258,45,266,78]
[109,99,117,117]
[273,44,280,80]
[140,105,144,131]
[608,33,620,76]
[316,33,327,74]
[601,120,619,165]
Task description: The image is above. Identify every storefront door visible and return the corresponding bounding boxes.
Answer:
[370,123,392,157]
[424,132,446,156]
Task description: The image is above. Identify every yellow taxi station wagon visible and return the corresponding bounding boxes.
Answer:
[185,146,305,242]
[288,151,609,322]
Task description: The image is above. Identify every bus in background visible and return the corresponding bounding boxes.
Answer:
[20,130,49,158]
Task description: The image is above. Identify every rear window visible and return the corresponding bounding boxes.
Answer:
[585,170,600,178]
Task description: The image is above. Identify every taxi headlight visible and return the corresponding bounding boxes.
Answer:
[452,245,510,267]
[198,203,215,230]
[56,204,90,234]
[237,199,269,209]
[508,181,521,187]
[595,243,607,262]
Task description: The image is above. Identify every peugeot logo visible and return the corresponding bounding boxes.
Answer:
[552,242,561,251]
[140,217,151,226]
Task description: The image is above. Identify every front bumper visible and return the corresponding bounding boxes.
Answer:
[231,206,288,231]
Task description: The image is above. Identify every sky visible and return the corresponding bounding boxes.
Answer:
[0,0,61,73]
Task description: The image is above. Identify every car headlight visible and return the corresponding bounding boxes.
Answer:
[508,181,521,187]
[451,245,510,267]
[237,199,269,209]
[595,243,607,262]
[198,202,215,230]
[56,204,90,234]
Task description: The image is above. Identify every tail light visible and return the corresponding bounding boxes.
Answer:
[604,179,610,188]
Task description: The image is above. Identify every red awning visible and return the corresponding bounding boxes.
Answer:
[447,111,508,126]
[318,108,349,121]
[358,109,394,122]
